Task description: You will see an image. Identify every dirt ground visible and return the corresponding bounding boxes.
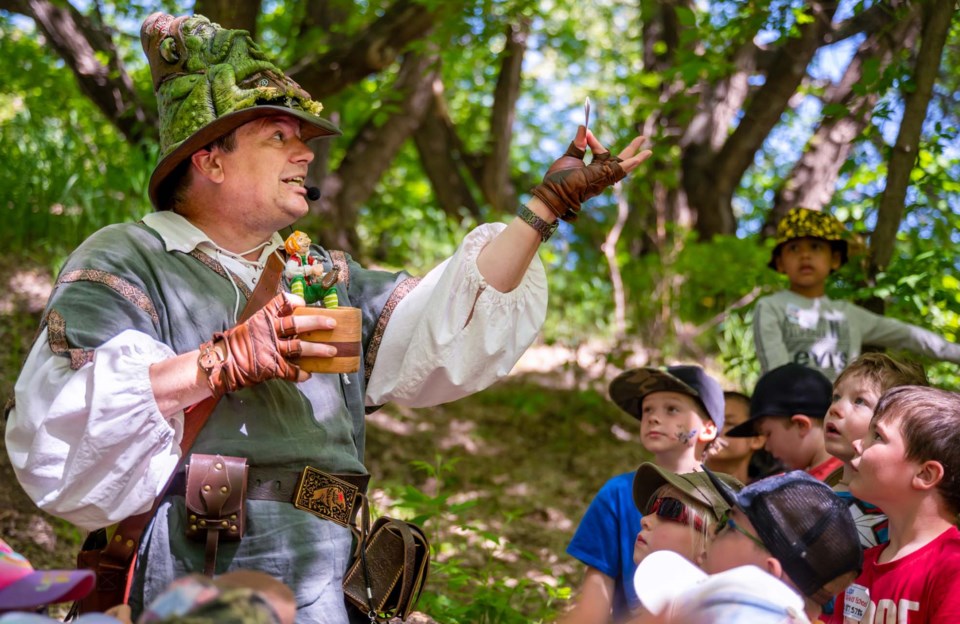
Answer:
[0,261,649,619]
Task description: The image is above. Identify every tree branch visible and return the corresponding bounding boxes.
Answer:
[478,18,530,213]
[412,83,482,220]
[194,0,261,36]
[315,51,439,255]
[869,0,954,275]
[13,0,155,145]
[769,1,920,232]
[289,0,440,99]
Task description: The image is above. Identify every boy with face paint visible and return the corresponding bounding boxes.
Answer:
[559,366,724,623]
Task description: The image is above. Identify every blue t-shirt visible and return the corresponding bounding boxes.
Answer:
[566,471,642,620]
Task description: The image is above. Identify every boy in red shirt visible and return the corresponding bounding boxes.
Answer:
[827,386,960,624]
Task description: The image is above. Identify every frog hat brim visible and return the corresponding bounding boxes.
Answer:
[768,207,849,270]
[142,13,342,209]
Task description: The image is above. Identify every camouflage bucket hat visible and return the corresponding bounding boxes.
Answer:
[768,207,849,269]
[141,13,342,209]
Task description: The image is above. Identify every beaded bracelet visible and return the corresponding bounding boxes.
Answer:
[517,204,559,243]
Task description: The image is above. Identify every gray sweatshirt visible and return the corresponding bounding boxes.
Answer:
[753,290,960,381]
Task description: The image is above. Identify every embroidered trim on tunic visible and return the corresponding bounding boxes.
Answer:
[45,309,95,370]
[188,250,253,300]
[364,276,421,385]
[329,250,350,291]
[57,269,159,324]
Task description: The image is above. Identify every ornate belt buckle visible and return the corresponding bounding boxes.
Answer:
[293,466,359,527]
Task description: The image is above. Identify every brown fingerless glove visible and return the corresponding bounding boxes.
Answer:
[202,294,303,399]
[531,142,626,222]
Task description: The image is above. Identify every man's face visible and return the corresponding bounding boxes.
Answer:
[849,414,916,507]
[757,417,806,470]
[824,374,881,462]
[216,115,314,231]
[710,396,763,462]
[640,392,714,458]
[775,237,840,293]
[702,508,769,574]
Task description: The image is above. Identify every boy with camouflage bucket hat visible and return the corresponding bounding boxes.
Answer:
[754,206,960,381]
[6,10,653,623]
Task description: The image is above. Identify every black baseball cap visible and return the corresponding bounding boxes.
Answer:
[703,466,863,606]
[726,364,832,438]
[609,365,725,430]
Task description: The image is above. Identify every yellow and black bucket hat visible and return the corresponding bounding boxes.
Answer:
[769,207,849,270]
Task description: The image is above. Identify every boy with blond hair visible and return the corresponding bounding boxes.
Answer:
[754,206,960,381]
[726,363,840,481]
[827,386,960,623]
[824,353,928,548]
[560,365,724,623]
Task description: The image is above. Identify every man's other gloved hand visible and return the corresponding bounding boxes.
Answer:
[531,141,626,222]
[205,294,303,398]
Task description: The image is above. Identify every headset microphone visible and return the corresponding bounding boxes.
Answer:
[306,186,321,201]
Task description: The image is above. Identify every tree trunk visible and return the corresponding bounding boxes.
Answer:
[868,0,954,277]
[768,1,921,233]
[194,0,261,36]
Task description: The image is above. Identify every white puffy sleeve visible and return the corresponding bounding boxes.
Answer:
[365,223,548,407]
[5,329,184,531]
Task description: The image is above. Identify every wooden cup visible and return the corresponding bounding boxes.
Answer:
[294,306,362,374]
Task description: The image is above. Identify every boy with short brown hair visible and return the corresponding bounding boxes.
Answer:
[827,386,960,623]
[823,353,928,548]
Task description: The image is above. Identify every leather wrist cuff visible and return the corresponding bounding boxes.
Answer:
[517,204,559,242]
[198,340,227,399]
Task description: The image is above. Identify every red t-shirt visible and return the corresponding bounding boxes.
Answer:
[826,526,960,624]
[807,456,842,482]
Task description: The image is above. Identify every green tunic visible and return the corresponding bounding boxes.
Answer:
[44,221,410,617]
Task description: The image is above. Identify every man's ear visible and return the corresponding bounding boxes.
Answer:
[749,434,766,452]
[831,249,842,271]
[190,148,225,184]
[790,414,814,435]
[698,420,718,443]
[774,254,786,274]
[913,460,945,491]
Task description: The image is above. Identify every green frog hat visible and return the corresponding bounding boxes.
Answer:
[141,12,342,209]
[768,207,849,270]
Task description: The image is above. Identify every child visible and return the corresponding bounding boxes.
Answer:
[700,468,863,623]
[824,353,928,548]
[827,386,960,624]
[631,463,743,569]
[560,365,724,623]
[726,363,840,481]
[753,206,960,381]
[630,550,812,624]
[705,391,766,484]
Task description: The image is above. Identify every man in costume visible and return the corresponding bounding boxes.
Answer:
[5,12,651,622]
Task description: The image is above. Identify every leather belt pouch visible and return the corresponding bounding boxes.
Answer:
[342,516,430,621]
[185,453,248,543]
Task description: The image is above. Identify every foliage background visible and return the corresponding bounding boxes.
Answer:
[1,0,959,621]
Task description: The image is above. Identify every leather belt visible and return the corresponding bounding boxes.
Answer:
[170,466,370,528]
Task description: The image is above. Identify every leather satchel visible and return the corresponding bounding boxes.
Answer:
[342,507,430,622]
